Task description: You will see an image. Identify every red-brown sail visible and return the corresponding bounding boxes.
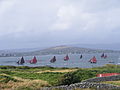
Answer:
[89,56,97,63]
[64,55,69,61]
[30,56,37,64]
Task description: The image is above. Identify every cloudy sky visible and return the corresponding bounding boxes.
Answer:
[0,0,120,49]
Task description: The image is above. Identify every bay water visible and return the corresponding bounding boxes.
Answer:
[0,53,120,68]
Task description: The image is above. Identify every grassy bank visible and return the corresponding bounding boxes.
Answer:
[0,66,77,90]
[0,64,120,90]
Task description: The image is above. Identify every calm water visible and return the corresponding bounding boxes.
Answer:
[0,53,120,68]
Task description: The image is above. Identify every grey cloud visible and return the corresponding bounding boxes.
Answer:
[0,0,120,49]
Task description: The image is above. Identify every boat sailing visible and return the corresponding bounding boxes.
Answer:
[16,54,111,65]
[89,56,97,63]
[50,56,56,63]
[101,53,104,58]
[101,53,107,59]
[104,55,107,59]
[64,55,69,61]
[29,56,37,64]
[80,54,83,59]
[17,56,25,65]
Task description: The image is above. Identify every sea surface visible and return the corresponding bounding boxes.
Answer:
[0,53,120,68]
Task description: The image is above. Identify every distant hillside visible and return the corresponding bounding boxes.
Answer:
[70,43,120,51]
[14,45,120,56]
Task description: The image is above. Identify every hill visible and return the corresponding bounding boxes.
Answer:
[70,43,120,51]
[14,45,120,56]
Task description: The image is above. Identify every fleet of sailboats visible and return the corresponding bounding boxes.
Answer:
[17,53,109,65]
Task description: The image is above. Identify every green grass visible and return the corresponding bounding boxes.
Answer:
[1,64,120,89]
[102,81,120,86]
[0,75,19,83]
[56,64,120,85]
[0,66,66,86]
[10,72,64,85]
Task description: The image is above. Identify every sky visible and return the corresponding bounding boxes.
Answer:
[0,0,120,49]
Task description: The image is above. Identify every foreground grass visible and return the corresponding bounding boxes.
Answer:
[0,79,49,90]
[48,88,112,90]
[102,81,120,86]
[0,66,78,90]
[0,64,120,90]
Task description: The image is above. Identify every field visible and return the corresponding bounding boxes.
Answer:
[0,64,120,90]
[102,81,120,86]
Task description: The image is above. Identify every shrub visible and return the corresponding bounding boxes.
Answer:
[58,69,96,85]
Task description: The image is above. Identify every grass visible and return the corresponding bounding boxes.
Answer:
[53,88,96,90]
[0,66,77,90]
[102,81,120,86]
[1,64,120,90]
[0,79,49,90]
[0,74,18,83]
[0,70,65,85]
[12,72,64,85]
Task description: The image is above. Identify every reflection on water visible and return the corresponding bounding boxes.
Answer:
[0,53,120,68]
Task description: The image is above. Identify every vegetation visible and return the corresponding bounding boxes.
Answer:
[58,69,96,85]
[0,75,18,83]
[41,88,117,90]
[0,64,120,90]
[102,80,120,86]
[57,64,120,85]
[0,66,76,90]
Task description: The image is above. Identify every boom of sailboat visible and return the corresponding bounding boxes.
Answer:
[17,53,108,65]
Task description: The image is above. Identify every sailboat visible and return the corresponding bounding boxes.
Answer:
[17,56,25,65]
[104,55,107,59]
[30,56,37,64]
[101,53,104,58]
[50,56,56,63]
[89,56,97,63]
[101,53,107,59]
[80,54,83,59]
[64,55,69,61]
